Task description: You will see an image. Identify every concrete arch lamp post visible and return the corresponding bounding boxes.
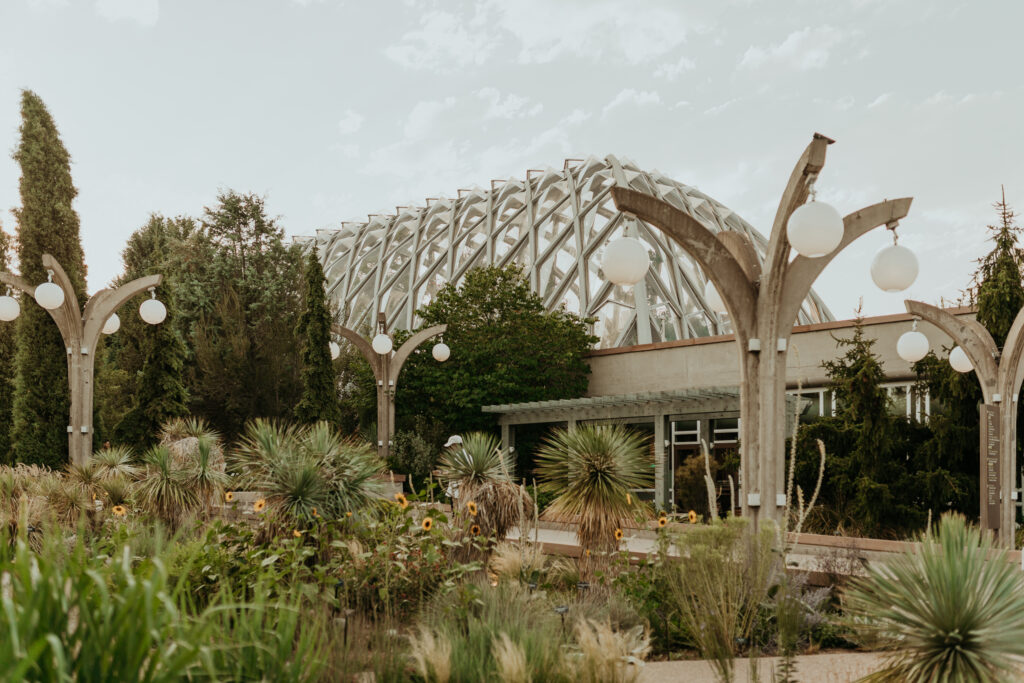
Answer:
[0,254,164,467]
[901,300,1024,547]
[332,312,447,462]
[604,133,915,526]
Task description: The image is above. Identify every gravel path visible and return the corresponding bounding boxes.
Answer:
[640,652,886,682]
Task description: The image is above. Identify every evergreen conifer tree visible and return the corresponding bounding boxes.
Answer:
[973,188,1024,347]
[294,247,341,425]
[10,91,88,467]
[115,297,189,452]
[0,226,15,464]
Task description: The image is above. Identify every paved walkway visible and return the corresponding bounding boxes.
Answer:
[640,652,885,682]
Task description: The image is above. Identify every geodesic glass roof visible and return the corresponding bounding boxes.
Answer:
[298,155,833,348]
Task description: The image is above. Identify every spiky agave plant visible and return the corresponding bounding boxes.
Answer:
[844,513,1024,682]
[92,445,139,481]
[535,425,651,556]
[179,434,230,514]
[438,432,532,541]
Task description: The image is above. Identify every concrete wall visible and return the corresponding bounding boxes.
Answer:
[585,308,974,397]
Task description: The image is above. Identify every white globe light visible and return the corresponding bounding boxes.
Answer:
[102,313,121,335]
[896,330,929,363]
[139,298,167,325]
[871,244,919,293]
[949,346,973,373]
[704,285,725,313]
[329,341,340,360]
[371,333,393,355]
[786,201,844,258]
[432,342,450,362]
[0,295,20,322]
[601,237,650,286]
[34,282,65,310]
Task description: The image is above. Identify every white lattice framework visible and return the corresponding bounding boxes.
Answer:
[298,156,833,348]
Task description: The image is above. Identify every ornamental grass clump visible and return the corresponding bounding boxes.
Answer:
[843,512,1024,682]
[535,425,651,559]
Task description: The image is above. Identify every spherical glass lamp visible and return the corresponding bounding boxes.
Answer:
[0,295,20,322]
[704,285,725,313]
[949,346,973,373]
[871,244,918,292]
[371,333,393,355]
[602,237,650,286]
[432,342,450,362]
[329,341,340,360]
[102,313,120,335]
[139,299,167,325]
[34,282,65,310]
[786,201,844,258]
[896,330,929,363]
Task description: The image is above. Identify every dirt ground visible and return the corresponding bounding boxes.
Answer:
[640,652,886,682]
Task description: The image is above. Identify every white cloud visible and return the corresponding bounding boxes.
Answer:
[602,89,661,117]
[404,97,457,139]
[384,9,493,72]
[476,88,543,120]
[654,55,696,80]
[94,0,158,26]
[337,109,364,135]
[867,93,891,108]
[738,26,846,71]
[703,98,739,116]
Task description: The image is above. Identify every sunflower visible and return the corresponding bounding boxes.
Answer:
[466,500,478,516]
[111,504,127,517]
[657,516,668,528]
[253,499,266,513]
[346,511,353,517]
[225,491,234,503]
[293,529,303,538]
[688,510,698,524]
[421,517,433,531]
[614,528,624,541]
[470,524,481,536]
[394,492,409,509]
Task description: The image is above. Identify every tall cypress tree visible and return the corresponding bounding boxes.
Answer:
[293,247,341,425]
[115,297,190,452]
[973,188,1024,347]
[11,91,88,467]
[0,226,15,464]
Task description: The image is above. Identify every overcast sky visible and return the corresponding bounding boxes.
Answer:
[0,0,1021,320]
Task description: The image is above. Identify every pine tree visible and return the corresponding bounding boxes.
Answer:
[973,188,1024,347]
[10,91,88,467]
[115,297,189,452]
[293,247,341,425]
[0,226,15,464]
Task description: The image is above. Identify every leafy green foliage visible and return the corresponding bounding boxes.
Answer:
[0,227,15,464]
[353,265,597,435]
[845,513,1024,682]
[536,425,652,554]
[10,90,88,467]
[294,247,342,426]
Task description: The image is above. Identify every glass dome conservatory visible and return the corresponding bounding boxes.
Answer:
[298,155,833,348]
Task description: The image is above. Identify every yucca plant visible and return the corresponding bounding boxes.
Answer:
[98,476,132,508]
[231,419,383,527]
[535,425,651,556]
[92,445,139,481]
[844,513,1024,682]
[133,445,201,527]
[438,432,532,541]
[179,434,230,514]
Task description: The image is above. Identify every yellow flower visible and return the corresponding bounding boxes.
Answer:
[466,500,478,516]
[311,507,318,517]
[253,499,266,513]
[293,529,303,538]
[111,505,127,517]
[688,510,698,524]
[614,528,623,541]
[470,524,481,536]
[626,493,632,505]
[585,549,591,557]
[346,511,353,517]
[225,491,234,503]
[421,517,433,532]
[394,492,409,509]
[657,516,668,528]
